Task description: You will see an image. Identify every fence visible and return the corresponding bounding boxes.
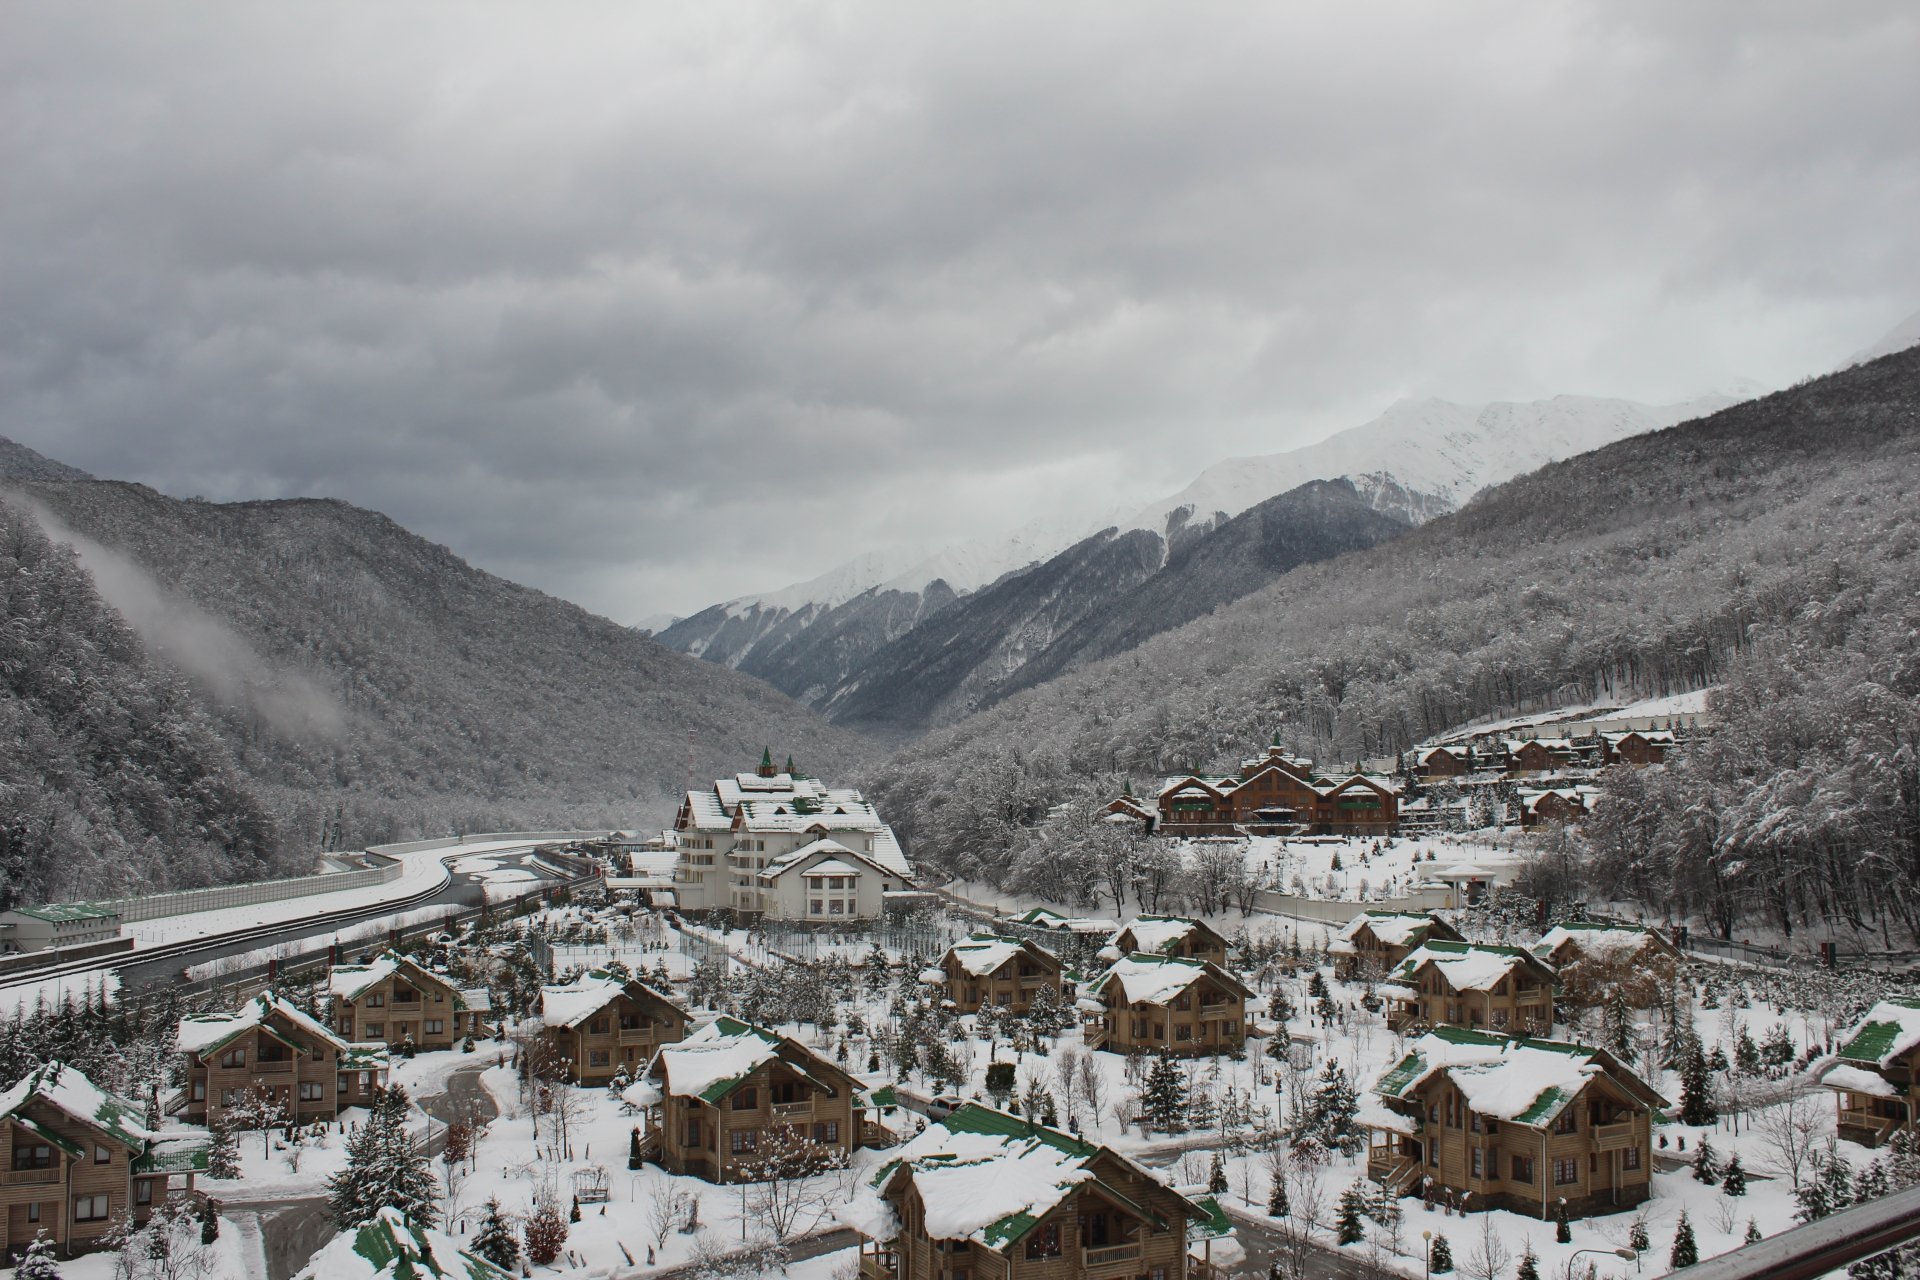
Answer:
[1250,885,1456,924]
[102,857,404,923]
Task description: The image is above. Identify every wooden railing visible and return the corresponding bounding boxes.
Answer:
[389,1000,423,1012]
[255,1059,295,1074]
[773,1100,813,1118]
[1084,1243,1143,1269]
[2,1167,61,1185]
[1592,1121,1637,1151]
[618,1028,654,1045]
[1839,1109,1899,1143]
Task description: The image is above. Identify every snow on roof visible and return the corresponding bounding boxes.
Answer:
[1822,1062,1899,1098]
[1338,911,1434,948]
[328,953,400,1001]
[178,993,346,1058]
[0,1061,154,1150]
[1601,730,1677,745]
[1390,941,1541,993]
[1533,923,1659,960]
[539,972,629,1029]
[1373,1029,1622,1127]
[1836,998,1920,1069]
[1440,863,1489,879]
[651,1016,784,1102]
[294,1206,513,1280]
[945,935,1030,978]
[1114,916,1200,955]
[679,790,734,831]
[460,988,493,1015]
[1089,954,1212,1006]
[798,858,864,877]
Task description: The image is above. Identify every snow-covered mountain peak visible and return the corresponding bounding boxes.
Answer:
[1847,308,1920,367]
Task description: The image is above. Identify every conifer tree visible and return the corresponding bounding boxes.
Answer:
[1554,1198,1571,1244]
[1515,1242,1540,1280]
[1309,1059,1361,1153]
[1629,1218,1650,1254]
[327,1099,439,1229]
[1267,1173,1288,1218]
[1334,1183,1366,1245]
[1142,1053,1189,1133]
[199,1198,220,1245]
[471,1197,519,1271]
[1603,991,1635,1062]
[1722,1153,1746,1196]
[14,1232,61,1280]
[206,1120,241,1180]
[1693,1136,1719,1185]
[1744,1218,1761,1244]
[1428,1231,1453,1273]
[1670,1210,1698,1268]
[1679,1039,1717,1127]
[629,1126,644,1171]
[1207,1150,1228,1194]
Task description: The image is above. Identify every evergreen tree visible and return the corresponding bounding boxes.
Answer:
[327,1101,439,1229]
[1142,1053,1189,1133]
[1744,1218,1761,1245]
[1679,1039,1718,1127]
[569,1193,582,1224]
[206,1120,241,1180]
[1267,1173,1288,1218]
[1734,1026,1760,1075]
[1309,1060,1361,1153]
[1693,1137,1720,1185]
[1603,991,1635,1062]
[1428,1231,1453,1273]
[1334,1183,1366,1245]
[1208,1151,1228,1195]
[14,1232,62,1280]
[471,1197,520,1272]
[199,1198,220,1245]
[629,1126,644,1171]
[1555,1198,1572,1244]
[1307,970,1329,1002]
[1722,1153,1746,1196]
[1629,1218,1650,1254]
[1516,1242,1540,1280]
[1671,1210,1698,1269]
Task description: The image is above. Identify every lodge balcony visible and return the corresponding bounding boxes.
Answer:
[254,1059,295,1074]
[1591,1121,1637,1152]
[389,1000,423,1013]
[1,1167,61,1186]
[773,1100,813,1119]
[1083,1243,1144,1274]
[617,1028,656,1045]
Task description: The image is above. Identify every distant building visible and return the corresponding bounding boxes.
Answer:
[1386,941,1558,1035]
[668,751,915,920]
[1004,906,1118,936]
[1597,730,1675,766]
[1822,998,1920,1148]
[177,993,389,1127]
[840,1103,1233,1280]
[924,934,1065,1015]
[1531,922,1681,1008]
[1331,911,1465,981]
[1363,1028,1664,1219]
[0,1061,209,1258]
[1504,738,1579,775]
[0,903,122,954]
[1413,745,1473,779]
[1104,915,1230,967]
[328,951,491,1052]
[1515,786,1600,827]
[537,971,689,1085]
[1080,954,1251,1057]
[1156,737,1400,836]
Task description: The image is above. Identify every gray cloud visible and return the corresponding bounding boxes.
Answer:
[3,1,1916,620]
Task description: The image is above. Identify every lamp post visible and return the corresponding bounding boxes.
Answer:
[1566,1246,1637,1278]
[1422,1228,1433,1280]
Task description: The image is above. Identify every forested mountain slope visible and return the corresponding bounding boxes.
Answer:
[865,347,1920,924]
[823,479,1410,734]
[2,478,869,863]
[0,503,288,907]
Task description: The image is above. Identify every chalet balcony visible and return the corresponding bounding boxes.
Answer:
[1083,1243,1143,1273]
[858,1250,898,1280]
[1592,1121,1637,1152]
[1196,1003,1238,1020]
[773,1100,813,1118]
[389,1000,423,1013]
[255,1059,295,1074]
[2,1167,61,1186]
[618,1028,655,1045]
[1839,1108,1901,1144]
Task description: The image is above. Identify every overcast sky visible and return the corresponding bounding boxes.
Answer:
[4,2,1917,622]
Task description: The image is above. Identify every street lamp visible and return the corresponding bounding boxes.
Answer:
[1422,1229,1432,1280]
[1567,1247,1637,1278]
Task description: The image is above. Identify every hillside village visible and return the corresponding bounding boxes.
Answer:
[5,741,1919,1280]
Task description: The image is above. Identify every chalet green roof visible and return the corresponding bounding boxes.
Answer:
[338,1208,515,1280]
[1186,1194,1234,1242]
[12,1112,84,1158]
[135,1135,212,1175]
[1837,999,1920,1067]
[10,902,118,923]
[1372,1026,1658,1128]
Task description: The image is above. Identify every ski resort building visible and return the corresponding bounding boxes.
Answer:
[0,1061,209,1259]
[0,904,122,955]
[1597,730,1675,766]
[1154,738,1400,836]
[1822,998,1920,1148]
[925,934,1066,1015]
[176,994,390,1128]
[668,752,915,921]
[628,1016,883,1183]
[1331,910,1466,981]
[1531,922,1682,1008]
[536,971,690,1086]
[840,1103,1235,1280]
[1412,745,1473,779]
[1386,941,1558,1035]
[1363,1028,1664,1219]
[1104,915,1230,967]
[1079,954,1252,1057]
[328,951,491,1052]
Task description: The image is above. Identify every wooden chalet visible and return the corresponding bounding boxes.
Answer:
[176,994,389,1128]
[1413,746,1472,779]
[1822,998,1920,1148]
[1598,730,1675,766]
[925,934,1064,1015]
[1,1062,209,1259]
[1504,738,1578,775]
[1364,1027,1664,1219]
[1155,740,1400,837]
[329,951,491,1052]
[1516,787,1597,828]
[1106,916,1229,967]
[1080,954,1251,1057]
[1101,791,1158,834]
[628,1016,884,1183]
[537,971,689,1086]
[1531,923,1682,1008]
[1331,911,1465,981]
[842,1103,1234,1280]
[1386,941,1558,1036]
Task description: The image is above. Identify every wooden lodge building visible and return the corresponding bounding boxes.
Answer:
[629,1016,884,1183]
[1,1062,209,1259]
[537,971,690,1086]
[1363,1027,1665,1219]
[1105,916,1229,968]
[1153,738,1400,837]
[842,1103,1234,1280]
[1822,998,1920,1148]
[1080,954,1251,1057]
[176,994,389,1128]
[1331,911,1465,981]
[1531,923,1682,1008]
[1597,730,1675,766]
[1386,941,1558,1036]
[925,934,1065,1015]
[329,951,491,1052]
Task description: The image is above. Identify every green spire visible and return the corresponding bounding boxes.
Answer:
[1272,730,1283,747]
[785,754,796,774]
[1123,780,1134,798]
[760,746,773,767]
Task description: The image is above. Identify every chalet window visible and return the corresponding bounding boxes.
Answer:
[425,1019,444,1035]
[813,1121,839,1142]
[191,1081,206,1101]
[1470,1148,1483,1178]
[1132,1019,1149,1038]
[684,1119,702,1146]
[1025,1223,1062,1259]
[220,1090,238,1107]
[829,901,845,915]
[1491,1009,1509,1029]
[364,1023,384,1037]
[1175,1025,1192,1041]
[1173,994,1191,1012]
[733,1089,759,1111]
[95,1145,111,1165]
[1225,1021,1239,1035]
[1152,1023,1164,1039]
[1554,1157,1579,1186]
[136,1180,153,1205]
[300,1083,324,1102]
[1623,1147,1641,1170]
[588,1017,610,1035]
[359,1072,372,1090]
[1553,1110,1578,1135]
[12,1143,52,1170]
[810,900,824,915]
[772,1081,804,1105]
[393,988,415,1003]
[74,1194,111,1223]
[368,994,385,1008]
[219,1048,246,1069]
[1470,1113,1482,1134]
[730,1130,758,1154]
[620,1014,645,1031]
[26,1202,40,1222]
[996,993,1011,1006]
[580,1049,607,1068]
[1511,1155,1534,1184]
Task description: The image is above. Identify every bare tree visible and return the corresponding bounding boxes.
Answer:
[1053,1049,1083,1127]
[1464,1212,1513,1280]
[1078,1051,1107,1123]
[739,1129,847,1245]
[227,1087,289,1158]
[646,1174,691,1254]
[548,1083,593,1160]
[1756,1082,1825,1190]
